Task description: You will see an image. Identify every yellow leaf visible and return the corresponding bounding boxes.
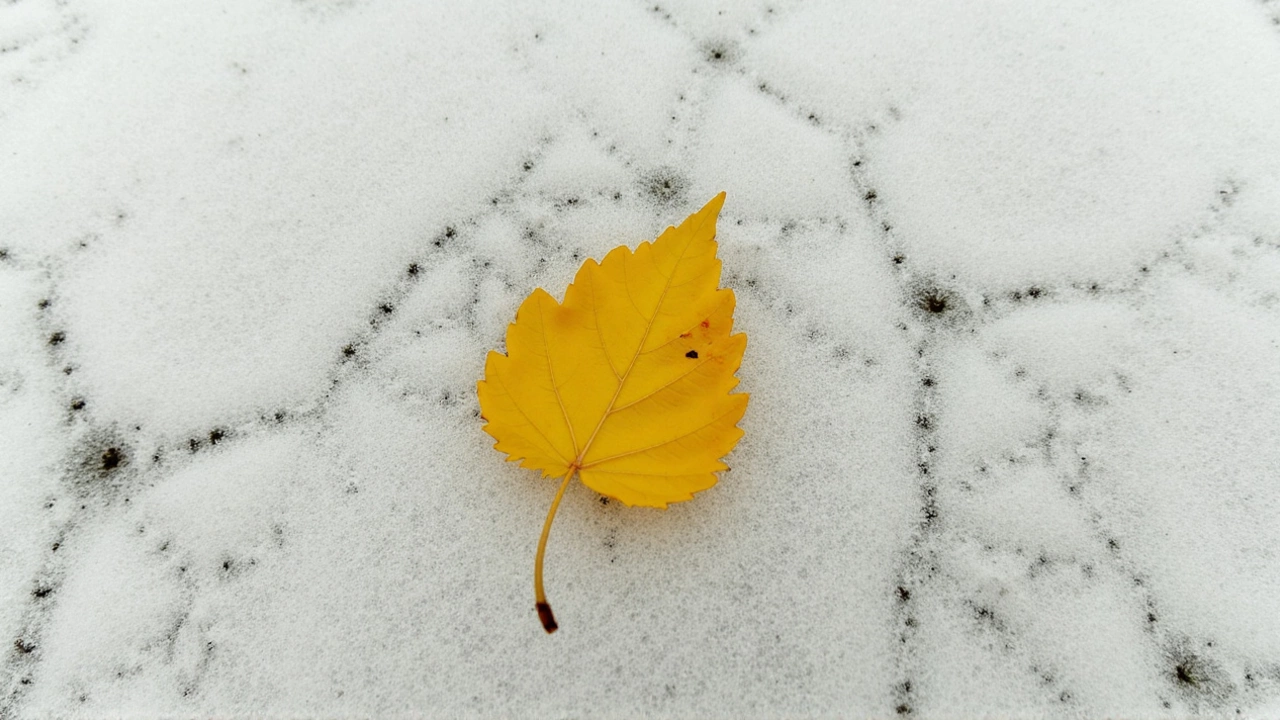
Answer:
[477,192,748,632]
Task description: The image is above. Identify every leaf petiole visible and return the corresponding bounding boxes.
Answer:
[534,468,576,633]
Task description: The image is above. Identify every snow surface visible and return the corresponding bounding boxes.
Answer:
[2,0,1280,717]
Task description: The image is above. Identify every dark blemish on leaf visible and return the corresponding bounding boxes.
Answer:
[342,344,356,358]
[1148,612,1158,624]
[51,542,60,552]
[379,303,394,315]
[209,428,225,445]
[33,586,52,599]
[897,586,911,602]
[70,398,85,411]
[922,377,934,387]
[599,496,609,506]
[188,438,201,453]
[1028,286,1043,298]
[700,320,710,328]
[48,331,65,346]
[915,415,931,430]
[407,263,420,277]
[896,703,911,715]
[685,350,698,359]
[14,638,36,654]
[536,602,558,633]
[37,298,51,310]
[864,190,878,202]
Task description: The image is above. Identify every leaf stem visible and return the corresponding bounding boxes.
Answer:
[534,469,576,633]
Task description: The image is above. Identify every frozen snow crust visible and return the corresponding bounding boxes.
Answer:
[2,0,1280,717]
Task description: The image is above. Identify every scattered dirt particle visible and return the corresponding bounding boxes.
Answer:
[101,447,123,471]
[917,288,949,315]
[642,168,688,205]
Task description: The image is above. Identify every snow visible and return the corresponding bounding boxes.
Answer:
[2,0,1280,716]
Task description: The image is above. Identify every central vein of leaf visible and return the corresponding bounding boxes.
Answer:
[573,239,694,467]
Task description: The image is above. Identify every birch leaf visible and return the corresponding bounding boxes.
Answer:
[477,192,748,632]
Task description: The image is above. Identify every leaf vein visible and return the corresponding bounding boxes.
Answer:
[581,404,741,469]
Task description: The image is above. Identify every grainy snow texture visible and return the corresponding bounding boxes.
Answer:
[2,0,1280,717]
